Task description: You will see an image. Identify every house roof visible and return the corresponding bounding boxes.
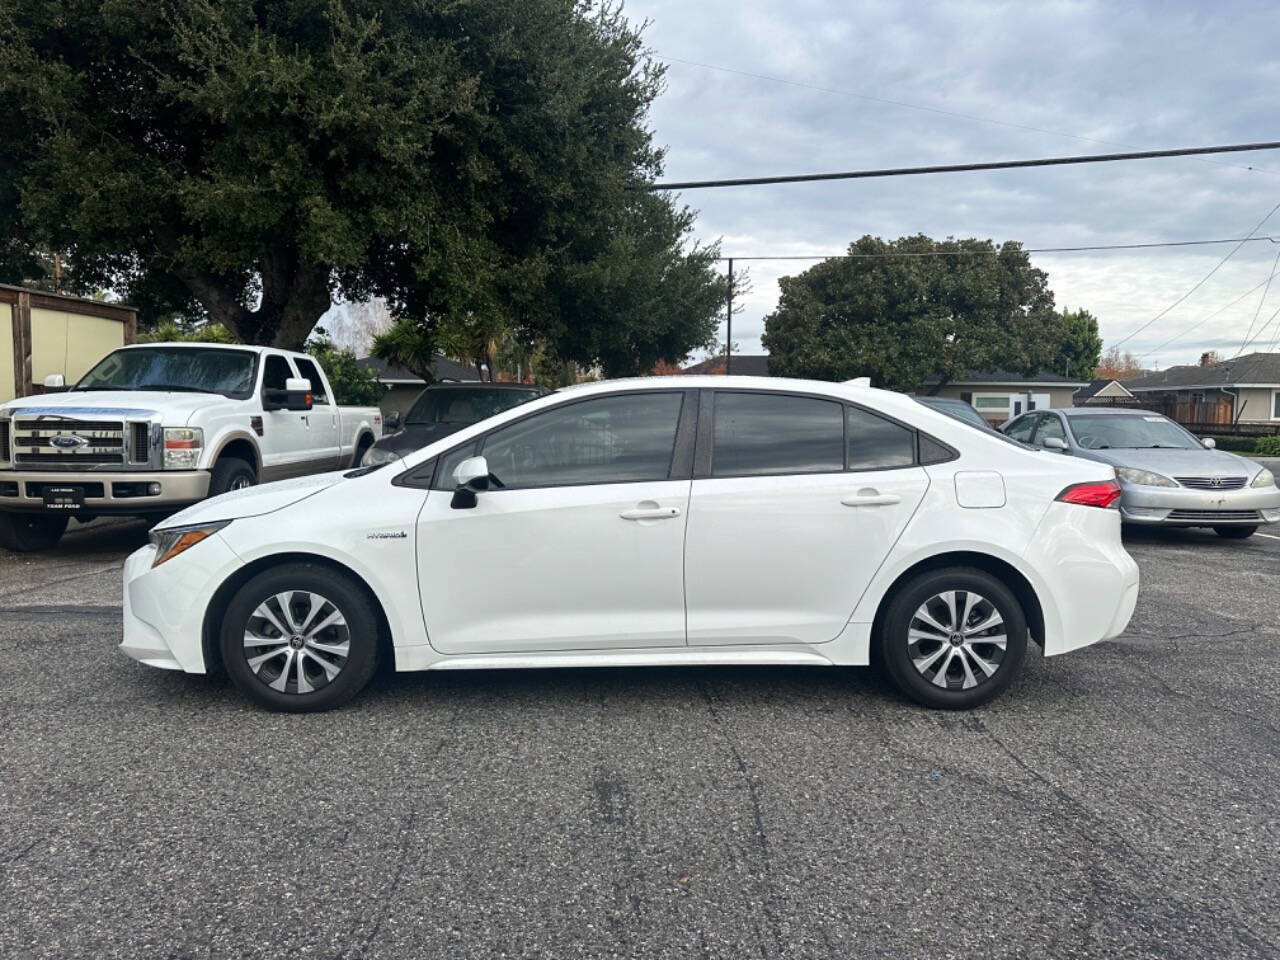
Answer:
[1124,352,1280,391]
[1074,378,1135,401]
[922,369,1089,388]
[682,354,771,376]
[356,354,481,384]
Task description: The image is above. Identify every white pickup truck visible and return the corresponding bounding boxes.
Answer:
[0,343,383,551]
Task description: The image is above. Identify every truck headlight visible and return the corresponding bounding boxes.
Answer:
[1116,467,1177,488]
[1252,468,1276,488]
[149,520,229,568]
[361,444,399,467]
[163,427,203,470]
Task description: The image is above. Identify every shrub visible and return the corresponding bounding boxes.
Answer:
[1255,435,1280,457]
[1205,435,1257,453]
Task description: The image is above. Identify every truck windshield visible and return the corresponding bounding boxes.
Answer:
[406,386,539,425]
[74,347,258,398]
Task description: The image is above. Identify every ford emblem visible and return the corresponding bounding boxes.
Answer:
[50,434,89,450]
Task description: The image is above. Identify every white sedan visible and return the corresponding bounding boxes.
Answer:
[121,376,1139,712]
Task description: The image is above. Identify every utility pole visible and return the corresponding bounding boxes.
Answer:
[725,257,733,375]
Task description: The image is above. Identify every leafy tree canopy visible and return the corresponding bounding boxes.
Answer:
[1054,308,1103,382]
[762,236,1064,392]
[0,0,725,370]
[306,334,386,406]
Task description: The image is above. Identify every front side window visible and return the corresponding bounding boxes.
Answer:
[74,347,257,398]
[1004,415,1036,443]
[433,441,479,491]
[712,392,844,477]
[1035,415,1066,445]
[293,357,329,404]
[262,355,293,392]
[846,406,915,470]
[480,392,684,489]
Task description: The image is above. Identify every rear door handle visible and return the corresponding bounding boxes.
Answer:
[620,506,682,521]
[841,492,901,507]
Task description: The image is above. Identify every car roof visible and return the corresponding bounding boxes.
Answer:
[424,381,541,389]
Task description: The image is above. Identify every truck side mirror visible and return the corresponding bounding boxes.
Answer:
[42,373,66,392]
[263,377,314,412]
[450,456,490,509]
[385,410,401,431]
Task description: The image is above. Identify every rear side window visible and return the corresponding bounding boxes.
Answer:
[262,355,292,391]
[293,357,329,404]
[846,407,915,470]
[712,393,844,477]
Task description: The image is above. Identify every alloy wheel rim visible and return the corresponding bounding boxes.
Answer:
[230,476,254,491]
[243,591,350,694]
[907,590,1007,691]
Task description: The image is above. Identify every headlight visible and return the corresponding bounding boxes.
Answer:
[149,520,230,568]
[1116,467,1178,487]
[163,427,203,470]
[361,444,399,467]
[1252,468,1276,488]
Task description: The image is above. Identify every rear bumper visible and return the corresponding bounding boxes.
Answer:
[1119,483,1280,525]
[0,469,210,514]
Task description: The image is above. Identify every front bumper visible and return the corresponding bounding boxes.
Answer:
[0,469,210,514]
[1119,483,1280,526]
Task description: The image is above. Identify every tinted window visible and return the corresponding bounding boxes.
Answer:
[408,386,540,425]
[293,357,329,404]
[1004,415,1036,443]
[481,393,683,488]
[712,393,844,477]
[846,407,916,469]
[1035,415,1065,445]
[918,435,954,465]
[263,355,292,391]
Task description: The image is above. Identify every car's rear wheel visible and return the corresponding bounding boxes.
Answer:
[880,567,1027,710]
[1213,525,1257,539]
[0,511,69,552]
[220,563,379,712]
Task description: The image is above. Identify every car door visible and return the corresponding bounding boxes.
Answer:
[684,391,930,646]
[291,355,341,471]
[258,354,312,480]
[415,390,696,654]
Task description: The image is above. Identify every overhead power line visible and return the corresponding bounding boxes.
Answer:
[718,236,1280,261]
[1111,198,1280,349]
[1137,276,1273,359]
[1233,249,1280,357]
[659,55,1277,178]
[647,141,1280,191]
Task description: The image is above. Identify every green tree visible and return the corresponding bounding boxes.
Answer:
[370,318,443,385]
[1054,308,1103,381]
[762,236,1064,391]
[306,335,386,407]
[0,0,725,366]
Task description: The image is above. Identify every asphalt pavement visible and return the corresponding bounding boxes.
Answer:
[1,519,1278,959]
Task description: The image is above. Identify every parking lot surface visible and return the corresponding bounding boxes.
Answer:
[2,520,1278,959]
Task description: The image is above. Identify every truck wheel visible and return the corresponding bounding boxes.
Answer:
[0,512,69,552]
[352,435,373,468]
[209,457,256,496]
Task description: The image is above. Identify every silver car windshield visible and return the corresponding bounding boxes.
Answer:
[1068,414,1201,450]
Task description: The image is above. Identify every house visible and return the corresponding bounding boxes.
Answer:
[0,284,138,402]
[1073,379,1136,406]
[1123,352,1280,428]
[921,370,1090,425]
[356,354,481,417]
[682,354,771,376]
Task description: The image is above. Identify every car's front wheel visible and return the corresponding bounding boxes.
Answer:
[220,563,380,712]
[880,567,1028,710]
[1213,525,1257,539]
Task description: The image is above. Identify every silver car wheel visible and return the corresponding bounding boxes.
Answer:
[242,591,350,695]
[907,590,1007,691]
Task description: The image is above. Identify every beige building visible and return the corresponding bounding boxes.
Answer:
[923,370,1089,425]
[1,285,137,403]
[1124,353,1280,428]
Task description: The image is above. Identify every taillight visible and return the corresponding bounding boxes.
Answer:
[1056,479,1122,508]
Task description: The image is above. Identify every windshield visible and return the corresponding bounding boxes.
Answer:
[1068,414,1201,450]
[75,347,257,398]
[406,386,539,425]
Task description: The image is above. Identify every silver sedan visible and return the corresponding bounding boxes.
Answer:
[1002,408,1280,539]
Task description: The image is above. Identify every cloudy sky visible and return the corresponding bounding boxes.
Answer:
[626,0,1280,369]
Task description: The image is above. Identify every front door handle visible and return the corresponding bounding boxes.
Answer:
[841,491,901,507]
[620,505,682,521]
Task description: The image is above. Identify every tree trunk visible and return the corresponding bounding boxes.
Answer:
[177,255,330,349]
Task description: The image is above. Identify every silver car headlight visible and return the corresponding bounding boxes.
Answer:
[361,444,400,467]
[1252,467,1276,488]
[1116,467,1178,488]
[149,520,230,568]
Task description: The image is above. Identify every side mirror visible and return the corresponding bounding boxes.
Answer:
[1042,437,1068,451]
[385,410,401,431]
[42,373,66,391]
[1202,437,1216,449]
[450,456,490,509]
[263,377,314,412]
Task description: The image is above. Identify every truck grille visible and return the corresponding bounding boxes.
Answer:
[1167,509,1260,522]
[0,421,9,462]
[131,422,151,464]
[1174,476,1247,490]
[12,417,126,469]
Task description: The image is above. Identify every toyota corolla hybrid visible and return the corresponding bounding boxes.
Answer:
[121,377,1139,712]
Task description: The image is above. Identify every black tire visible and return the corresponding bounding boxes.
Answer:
[220,562,380,712]
[352,434,373,468]
[1213,525,1257,539]
[879,567,1028,710]
[209,457,257,496]
[0,511,69,552]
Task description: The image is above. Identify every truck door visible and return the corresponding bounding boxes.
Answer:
[259,354,311,480]
[291,356,341,470]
